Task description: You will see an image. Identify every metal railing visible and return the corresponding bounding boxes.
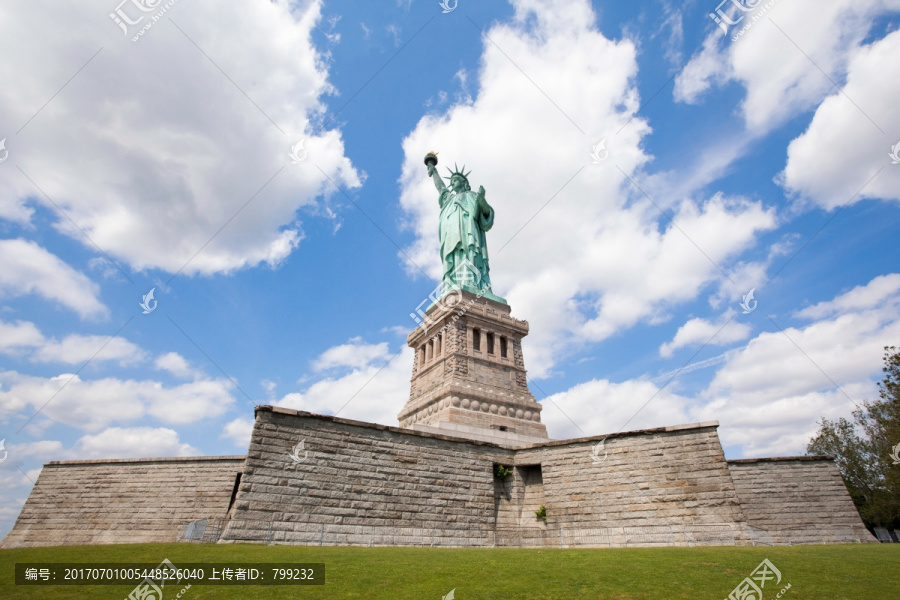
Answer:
[176,518,225,543]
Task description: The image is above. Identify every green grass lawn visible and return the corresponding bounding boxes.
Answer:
[2,543,898,599]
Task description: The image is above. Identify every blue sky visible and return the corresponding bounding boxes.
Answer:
[1,0,899,538]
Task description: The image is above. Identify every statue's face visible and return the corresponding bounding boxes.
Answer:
[450,175,466,192]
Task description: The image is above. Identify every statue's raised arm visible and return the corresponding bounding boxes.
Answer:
[426,154,447,194]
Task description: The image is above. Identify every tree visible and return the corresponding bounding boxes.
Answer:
[807,346,900,529]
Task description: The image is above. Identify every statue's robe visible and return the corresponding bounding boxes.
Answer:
[438,187,494,294]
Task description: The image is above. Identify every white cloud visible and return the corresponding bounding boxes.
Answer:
[32,334,146,366]
[0,467,35,522]
[541,273,900,457]
[709,253,781,311]
[0,239,107,319]
[380,325,409,337]
[0,371,235,431]
[659,311,752,357]
[0,0,360,275]
[571,195,774,343]
[780,29,900,210]
[694,272,900,456]
[673,31,731,104]
[656,1,686,66]
[676,0,899,133]
[386,23,401,46]
[2,439,64,461]
[260,379,277,395]
[542,378,692,440]
[649,351,731,384]
[154,352,202,379]
[73,427,199,459]
[277,342,412,426]
[0,320,44,355]
[397,0,776,377]
[143,379,238,425]
[312,337,391,371]
[0,318,146,365]
[796,273,900,320]
[221,417,254,449]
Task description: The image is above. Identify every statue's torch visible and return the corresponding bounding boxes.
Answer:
[424,151,439,173]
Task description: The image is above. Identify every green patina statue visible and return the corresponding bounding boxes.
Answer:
[425,152,506,304]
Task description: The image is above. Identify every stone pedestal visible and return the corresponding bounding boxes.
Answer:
[398,290,548,442]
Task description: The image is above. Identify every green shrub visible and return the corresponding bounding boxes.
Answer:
[494,464,513,479]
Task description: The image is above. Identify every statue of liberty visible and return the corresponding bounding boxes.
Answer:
[424,152,505,304]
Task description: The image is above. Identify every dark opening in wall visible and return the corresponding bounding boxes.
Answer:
[487,332,495,354]
[519,464,543,483]
[518,464,545,523]
[227,472,243,512]
[500,336,508,358]
[473,328,481,351]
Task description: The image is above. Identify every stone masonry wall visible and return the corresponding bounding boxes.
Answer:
[728,457,876,544]
[220,407,513,545]
[1,456,244,548]
[223,409,761,547]
[4,412,873,548]
[514,423,751,546]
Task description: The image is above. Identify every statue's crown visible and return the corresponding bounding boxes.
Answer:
[444,163,472,182]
